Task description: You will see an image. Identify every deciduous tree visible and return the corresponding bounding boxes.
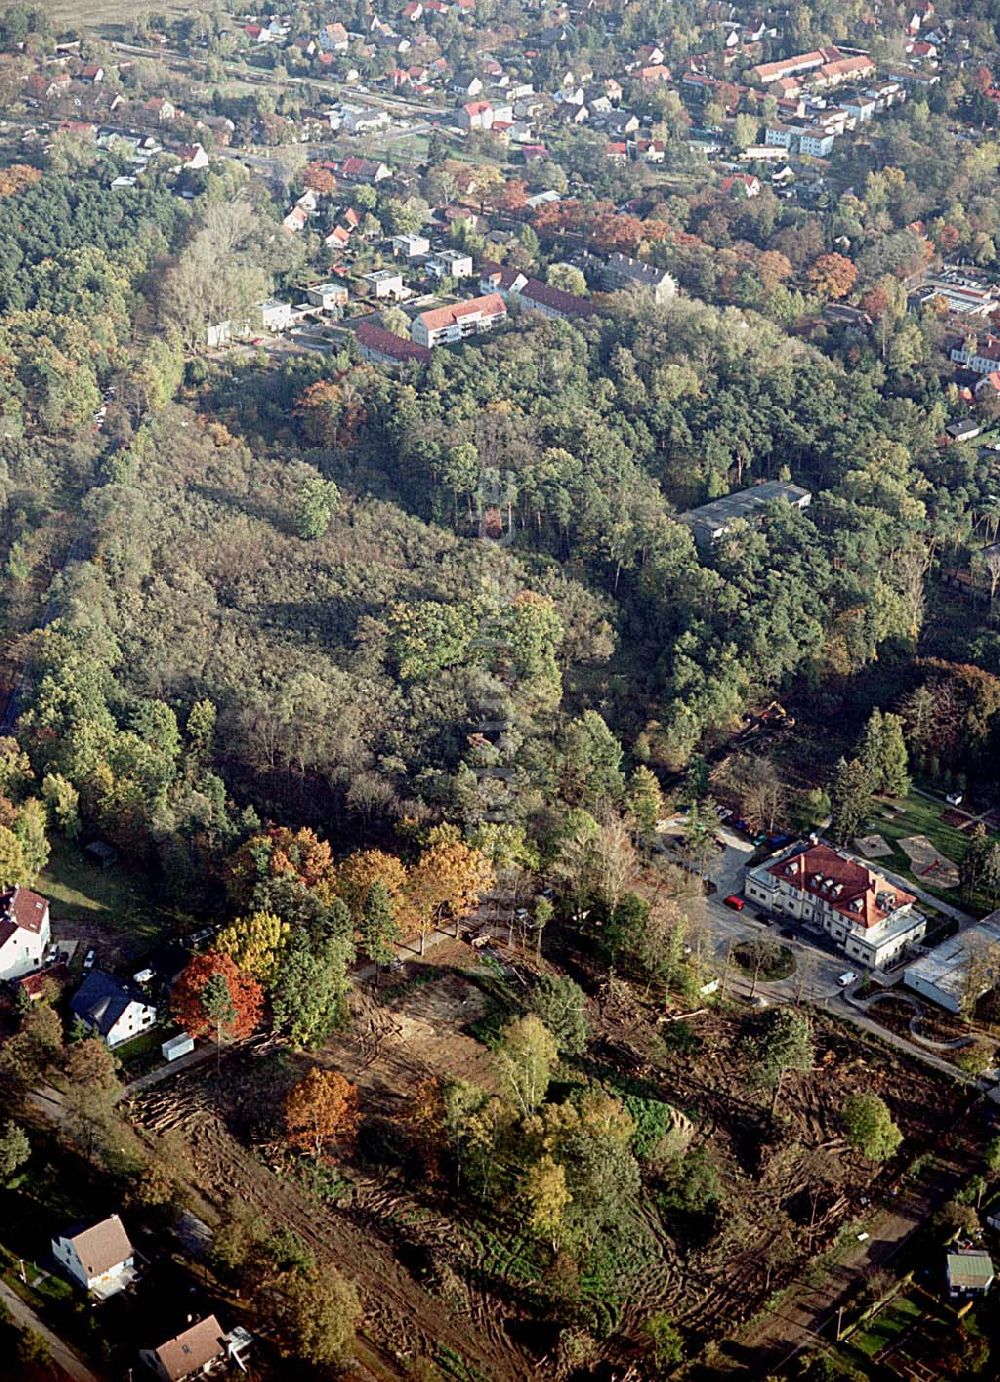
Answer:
[494,1015,558,1118]
[171,952,263,1041]
[285,1067,360,1158]
[842,1093,902,1162]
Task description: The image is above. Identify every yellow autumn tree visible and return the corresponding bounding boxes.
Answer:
[331,848,409,923]
[523,1153,571,1247]
[216,911,288,984]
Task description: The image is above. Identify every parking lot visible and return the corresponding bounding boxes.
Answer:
[655,817,857,1004]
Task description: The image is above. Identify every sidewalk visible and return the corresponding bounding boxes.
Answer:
[0,1278,100,1382]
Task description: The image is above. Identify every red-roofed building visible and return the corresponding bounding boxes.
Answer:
[412,293,506,347]
[720,172,761,197]
[746,842,926,968]
[459,99,494,130]
[0,886,51,982]
[356,320,431,364]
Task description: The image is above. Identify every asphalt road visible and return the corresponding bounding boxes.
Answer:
[0,1279,100,1382]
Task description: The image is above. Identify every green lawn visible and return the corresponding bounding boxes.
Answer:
[868,791,994,912]
[849,1293,924,1358]
[38,838,182,951]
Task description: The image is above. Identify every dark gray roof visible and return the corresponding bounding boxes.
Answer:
[71,970,148,1036]
[679,481,813,547]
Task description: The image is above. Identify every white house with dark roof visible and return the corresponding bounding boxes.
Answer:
[52,1214,135,1297]
[71,970,157,1047]
[0,886,50,981]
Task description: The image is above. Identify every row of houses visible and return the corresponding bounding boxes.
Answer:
[50,1214,251,1378]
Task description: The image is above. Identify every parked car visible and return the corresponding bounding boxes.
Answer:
[768,832,794,848]
[946,792,964,807]
[82,948,96,971]
[723,894,745,911]
[837,971,858,988]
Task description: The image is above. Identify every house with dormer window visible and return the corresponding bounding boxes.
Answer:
[745,842,926,969]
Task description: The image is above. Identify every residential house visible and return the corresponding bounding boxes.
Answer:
[341,104,391,134]
[305,282,349,312]
[517,277,597,321]
[946,1251,994,1298]
[720,172,761,197]
[71,970,157,1048]
[363,269,405,299]
[52,1215,136,1297]
[459,99,494,131]
[426,248,474,280]
[325,225,351,251]
[283,204,309,233]
[79,64,104,83]
[946,418,982,442]
[319,21,349,51]
[144,97,176,123]
[412,293,507,347]
[976,371,1000,403]
[356,320,431,365]
[745,841,927,969]
[173,142,208,170]
[258,300,293,332]
[606,140,628,162]
[950,335,1000,374]
[749,46,842,87]
[337,156,392,183]
[603,252,677,304]
[796,127,835,156]
[139,1315,238,1381]
[638,64,672,84]
[393,232,430,258]
[479,263,529,296]
[452,72,484,97]
[0,886,50,982]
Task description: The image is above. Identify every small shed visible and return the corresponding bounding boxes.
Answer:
[161,1033,195,1062]
[946,1249,994,1297]
[85,840,118,869]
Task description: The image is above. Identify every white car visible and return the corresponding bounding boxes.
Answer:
[83,948,96,971]
[837,971,858,988]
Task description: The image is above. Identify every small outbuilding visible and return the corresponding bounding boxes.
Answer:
[947,1249,994,1298]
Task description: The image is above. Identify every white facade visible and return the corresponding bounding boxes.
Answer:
[363,269,405,299]
[746,843,926,969]
[259,300,293,332]
[426,249,474,280]
[52,1216,135,1297]
[392,233,430,258]
[0,888,50,982]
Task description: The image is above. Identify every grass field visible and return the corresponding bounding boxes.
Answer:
[45,0,203,27]
[848,1293,924,1358]
[870,791,995,911]
[38,837,182,951]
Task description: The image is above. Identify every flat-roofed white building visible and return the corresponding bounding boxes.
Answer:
[905,911,1000,1013]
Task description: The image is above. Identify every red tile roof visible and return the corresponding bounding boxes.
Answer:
[520,277,596,317]
[417,293,505,331]
[356,321,431,362]
[2,887,48,934]
[767,844,915,929]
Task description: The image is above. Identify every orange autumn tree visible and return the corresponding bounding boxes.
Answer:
[302,162,337,195]
[225,826,335,907]
[404,826,495,952]
[171,952,263,1040]
[807,252,857,300]
[285,1067,360,1158]
[0,164,42,198]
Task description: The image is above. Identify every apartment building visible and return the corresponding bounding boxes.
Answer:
[411,294,506,348]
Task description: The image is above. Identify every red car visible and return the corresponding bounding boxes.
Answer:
[723,895,745,911]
